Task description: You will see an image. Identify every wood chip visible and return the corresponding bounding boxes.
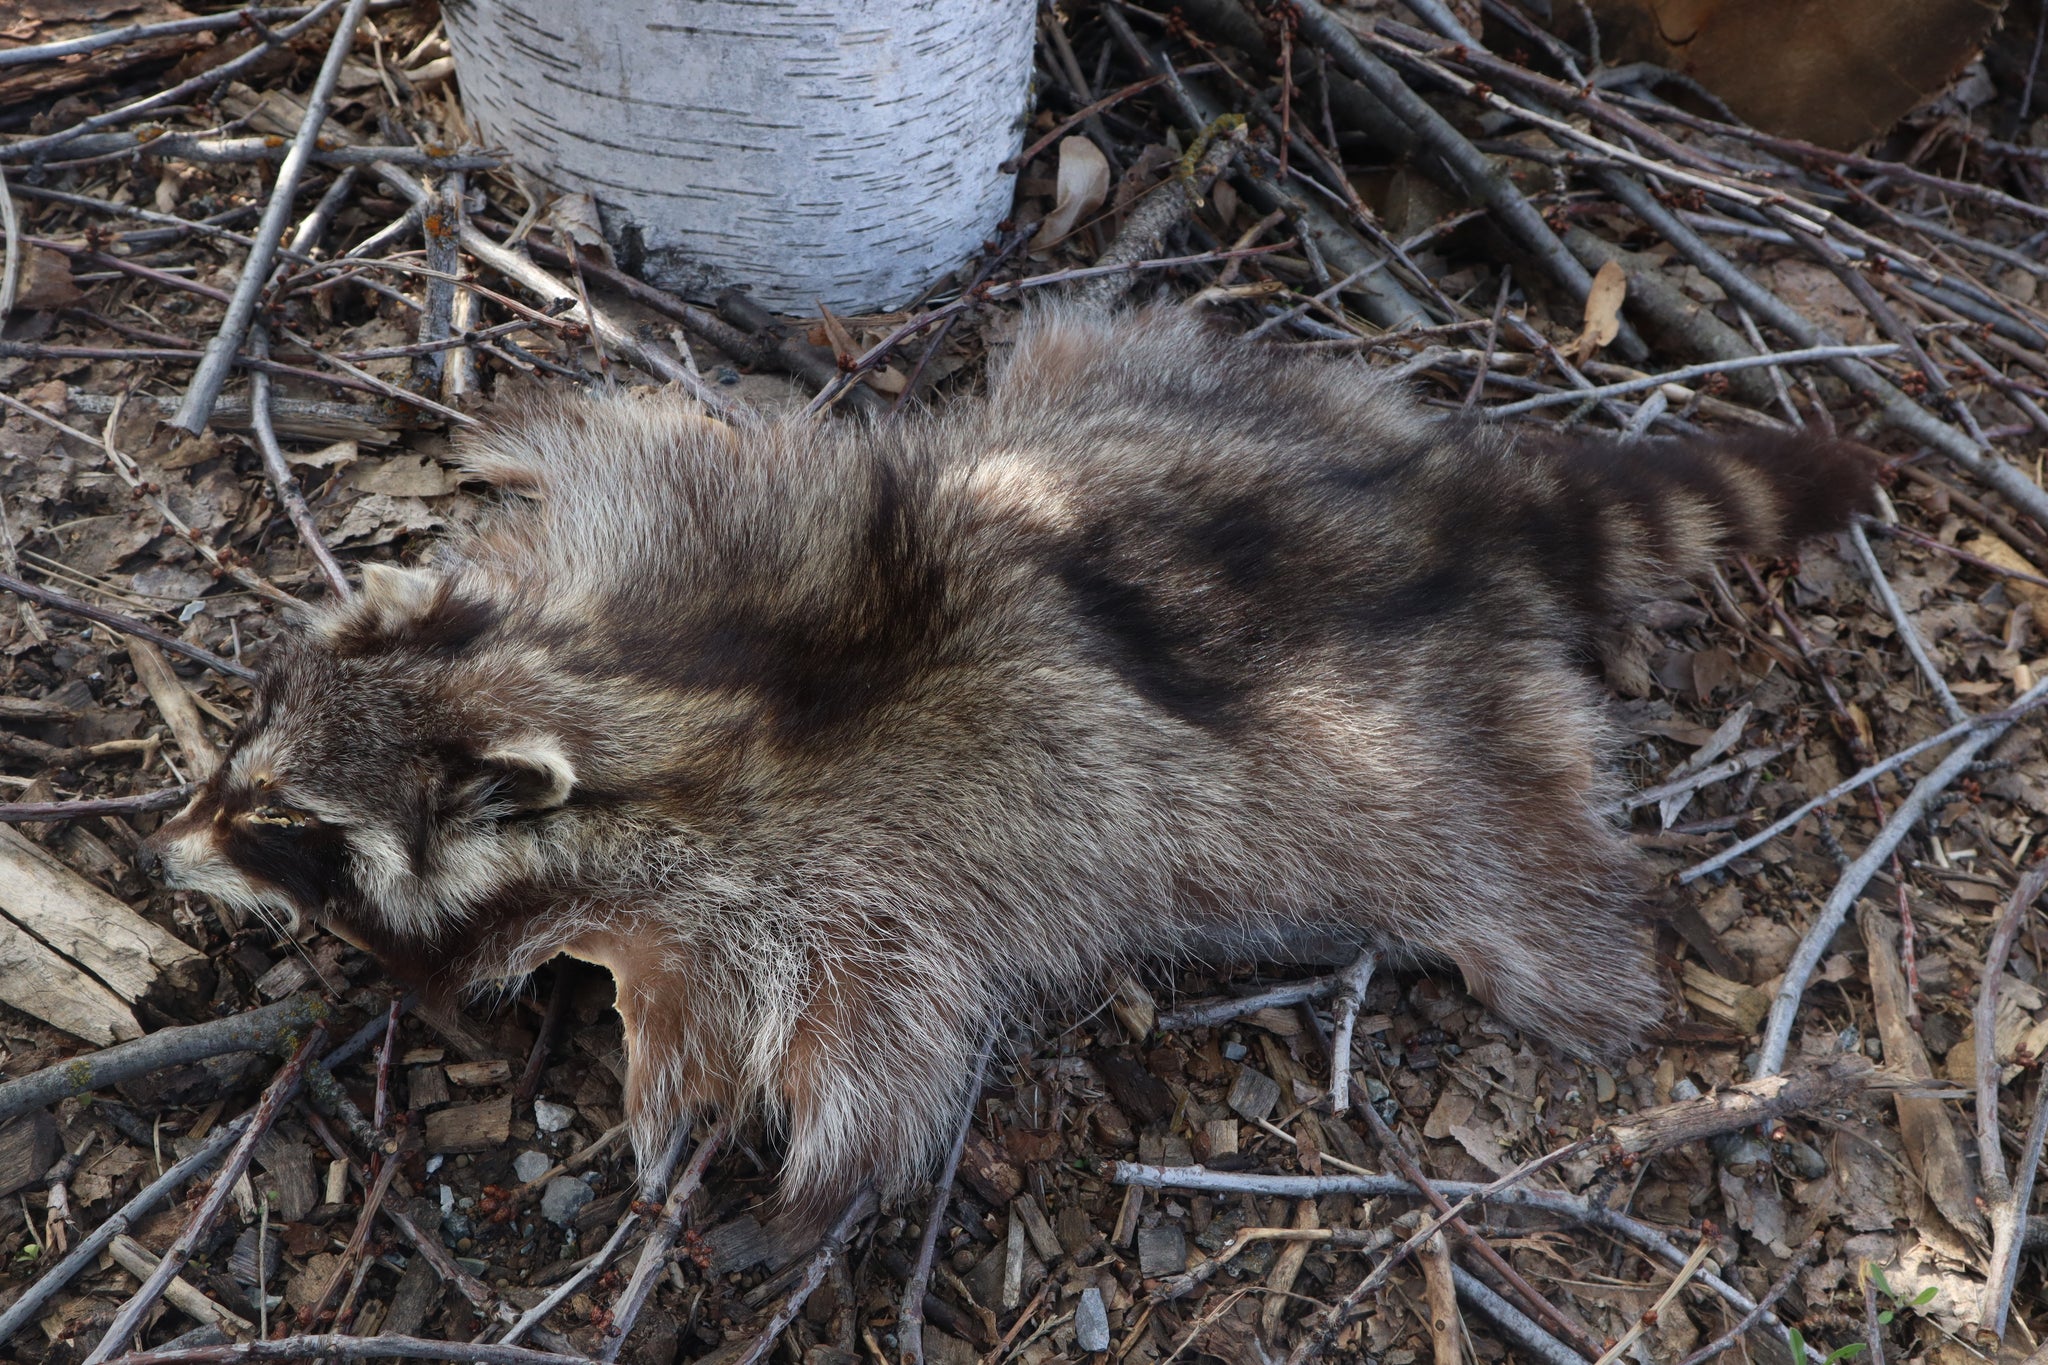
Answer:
[0,822,208,1005]
[126,638,218,778]
[445,1058,513,1087]
[423,1095,513,1154]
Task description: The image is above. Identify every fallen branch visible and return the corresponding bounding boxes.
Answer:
[170,0,373,434]
[0,786,194,824]
[0,568,255,681]
[1160,974,1344,1031]
[84,1028,329,1365]
[36,131,496,171]
[594,1118,729,1360]
[1755,692,2037,1078]
[0,993,329,1124]
[104,1338,590,1365]
[1681,678,2048,884]
[1977,862,2048,1337]
[0,1114,250,1348]
[1325,949,1378,1112]
[898,1045,989,1365]
[1674,1242,1816,1365]
[1602,1056,1881,1159]
[1356,1095,1599,1358]
[1450,1266,1587,1365]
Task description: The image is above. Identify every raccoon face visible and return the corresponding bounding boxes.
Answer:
[142,568,577,950]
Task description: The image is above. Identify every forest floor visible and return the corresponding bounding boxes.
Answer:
[1,3,2047,1365]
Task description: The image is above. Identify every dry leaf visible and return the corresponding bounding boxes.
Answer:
[1567,259,1626,362]
[1964,532,2048,618]
[1030,136,1110,251]
[549,191,615,268]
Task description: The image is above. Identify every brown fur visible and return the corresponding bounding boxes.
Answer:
[143,306,1877,1219]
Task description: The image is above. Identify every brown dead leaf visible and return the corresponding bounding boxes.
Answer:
[1567,259,1627,363]
[1859,903,1986,1254]
[1031,135,1110,251]
[1964,532,2048,619]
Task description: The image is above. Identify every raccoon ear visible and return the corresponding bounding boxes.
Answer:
[476,734,576,813]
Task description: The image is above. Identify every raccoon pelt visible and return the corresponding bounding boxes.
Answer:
[144,305,1878,1221]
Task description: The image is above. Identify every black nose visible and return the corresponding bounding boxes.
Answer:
[133,842,161,877]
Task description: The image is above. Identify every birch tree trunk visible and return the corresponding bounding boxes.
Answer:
[441,0,1036,312]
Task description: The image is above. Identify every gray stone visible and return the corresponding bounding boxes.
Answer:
[1225,1066,1281,1123]
[532,1099,576,1133]
[1135,1224,1187,1277]
[540,1176,595,1226]
[1074,1287,1111,1352]
[512,1150,552,1185]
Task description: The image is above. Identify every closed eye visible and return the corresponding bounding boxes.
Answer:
[247,806,311,828]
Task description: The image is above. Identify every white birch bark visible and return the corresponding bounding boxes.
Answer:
[441,0,1036,312]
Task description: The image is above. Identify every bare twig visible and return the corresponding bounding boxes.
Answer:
[1483,345,1898,417]
[103,1338,591,1365]
[1325,949,1378,1112]
[1449,1266,1588,1365]
[0,787,195,824]
[1356,1101,1598,1358]
[1755,695,2040,1078]
[725,1194,874,1365]
[899,1044,992,1365]
[1848,520,1965,724]
[1674,1243,1816,1365]
[0,566,254,683]
[0,0,352,162]
[84,1028,328,1365]
[1977,863,2048,1336]
[1161,975,1346,1031]
[0,994,328,1124]
[1681,679,2048,884]
[0,1115,250,1348]
[593,1118,729,1360]
[249,331,351,598]
[171,0,372,433]
[1116,1164,1797,1348]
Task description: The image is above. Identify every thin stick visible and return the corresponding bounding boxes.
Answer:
[1977,863,2048,1336]
[1356,1099,1598,1357]
[0,0,350,162]
[0,3,406,69]
[249,329,351,597]
[1674,1243,1816,1365]
[0,994,328,1124]
[28,133,497,172]
[102,1338,591,1365]
[1589,1237,1714,1365]
[1483,345,1899,417]
[0,569,254,682]
[899,1043,993,1365]
[499,1119,694,1347]
[1115,1165,1795,1348]
[724,1195,873,1365]
[593,1118,729,1359]
[171,0,372,433]
[83,1028,328,1365]
[0,163,19,325]
[1755,707,2028,1078]
[0,787,194,824]
[1325,950,1378,1112]
[1449,1266,1587,1365]
[0,1115,249,1348]
[1983,1074,2048,1337]
[1161,975,1345,1031]
[1848,520,1965,724]
[1287,0,1606,329]
[1681,679,2048,884]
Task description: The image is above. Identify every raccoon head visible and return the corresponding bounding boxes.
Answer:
[141,564,578,952]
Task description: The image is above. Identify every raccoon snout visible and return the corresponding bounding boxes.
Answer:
[132,840,162,877]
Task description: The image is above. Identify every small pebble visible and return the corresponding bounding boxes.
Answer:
[425,1155,444,1175]
[1220,1041,1248,1062]
[1074,1287,1111,1352]
[534,1099,576,1134]
[1776,1140,1828,1181]
[541,1175,595,1226]
[513,1150,553,1184]
[1669,1078,1702,1103]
